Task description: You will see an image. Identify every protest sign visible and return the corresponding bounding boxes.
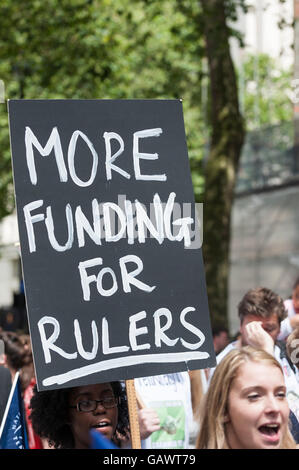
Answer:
[8,99,216,391]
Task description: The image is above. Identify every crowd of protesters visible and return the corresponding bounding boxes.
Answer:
[1,280,299,449]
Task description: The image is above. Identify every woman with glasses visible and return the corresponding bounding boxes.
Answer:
[29,381,129,448]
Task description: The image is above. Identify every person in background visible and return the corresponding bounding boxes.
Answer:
[18,335,45,449]
[18,335,35,394]
[0,331,27,383]
[0,366,11,426]
[30,381,129,449]
[196,347,297,449]
[212,325,229,354]
[208,287,299,423]
[0,292,28,334]
[279,278,299,341]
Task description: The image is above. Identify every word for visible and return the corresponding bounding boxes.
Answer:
[25,126,166,186]
[38,305,206,364]
[23,192,194,253]
[78,254,155,301]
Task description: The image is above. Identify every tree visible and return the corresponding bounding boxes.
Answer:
[0,0,247,326]
[200,0,245,326]
[0,0,206,218]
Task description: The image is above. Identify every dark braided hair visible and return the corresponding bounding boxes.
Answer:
[29,381,129,449]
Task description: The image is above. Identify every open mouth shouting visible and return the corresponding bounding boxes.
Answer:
[92,419,113,435]
[258,422,281,446]
[224,360,290,449]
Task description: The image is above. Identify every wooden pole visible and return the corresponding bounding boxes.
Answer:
[125,379,141,449]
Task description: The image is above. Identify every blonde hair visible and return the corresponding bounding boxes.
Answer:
[196,346,296,449]
[188,369,204,423]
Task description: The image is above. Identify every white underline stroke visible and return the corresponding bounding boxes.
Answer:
[42,351,210,387]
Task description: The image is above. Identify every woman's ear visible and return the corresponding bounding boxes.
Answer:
[223,413,230,424]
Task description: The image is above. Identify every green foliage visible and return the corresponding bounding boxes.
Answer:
[1,1,286,219]
[239,53,292,130]
[0,0,251,325]
[0,0,209,218]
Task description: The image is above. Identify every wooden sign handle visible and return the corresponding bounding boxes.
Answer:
[125,379,141,449]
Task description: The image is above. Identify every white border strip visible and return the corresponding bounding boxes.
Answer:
[42,351,210,387]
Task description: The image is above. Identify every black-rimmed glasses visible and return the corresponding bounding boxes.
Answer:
[69,396,119,412]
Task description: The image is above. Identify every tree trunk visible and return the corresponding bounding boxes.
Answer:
[200,0,245,327]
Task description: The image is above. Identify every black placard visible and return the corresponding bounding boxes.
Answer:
[8,99,216,391]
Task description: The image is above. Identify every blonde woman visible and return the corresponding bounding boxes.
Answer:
[196,346,297,449]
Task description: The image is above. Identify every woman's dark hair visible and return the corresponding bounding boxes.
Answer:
[29,381,129,449]
[0,331,27,370]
